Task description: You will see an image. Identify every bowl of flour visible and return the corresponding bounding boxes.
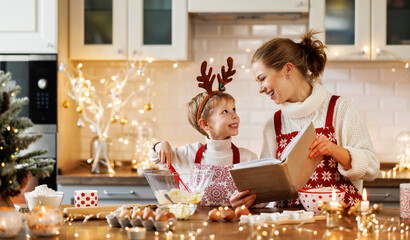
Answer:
[24,185,64,211]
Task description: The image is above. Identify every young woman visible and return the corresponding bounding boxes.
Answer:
[230,31,379,208]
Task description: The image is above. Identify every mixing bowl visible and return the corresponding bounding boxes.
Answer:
[144,169,214,206]
[298,187,345,214]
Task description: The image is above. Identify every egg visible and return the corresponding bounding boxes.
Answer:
[166,212,176,219]
[208,208,221,221]
[155,213,169,222]
[119,210,132,220]
[142,209,155,221]
[131,208,143,220]
[235,205,250,218]
[220,206,235,221]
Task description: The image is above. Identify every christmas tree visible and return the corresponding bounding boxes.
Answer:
[0,71,55,199]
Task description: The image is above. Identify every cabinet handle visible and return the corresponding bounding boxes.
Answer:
[103,190,136,195]
[367,193,390,198]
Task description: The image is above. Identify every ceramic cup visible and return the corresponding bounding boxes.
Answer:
[74,190,98,207]
[400,183,410,218]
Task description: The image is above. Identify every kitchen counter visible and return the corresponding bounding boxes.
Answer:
[14,207,410,239]
[58,162,410,187]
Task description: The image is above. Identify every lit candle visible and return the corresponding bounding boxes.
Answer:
[127,227,146,240]
[27,206,63,237]
[361,188,370,213]
[329,188,338,210]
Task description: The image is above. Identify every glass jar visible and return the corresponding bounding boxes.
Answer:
[27,206,64,237]
[0,207,22,238]
[90,136,114,174]
[397,131,410,169]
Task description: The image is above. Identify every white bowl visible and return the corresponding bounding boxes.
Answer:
[298,187,345,214]
[24,191,64,211]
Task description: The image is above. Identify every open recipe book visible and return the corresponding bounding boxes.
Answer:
[230,122,323,204]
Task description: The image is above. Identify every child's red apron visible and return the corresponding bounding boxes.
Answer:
[274,95,362,207]
[192,143,240,207]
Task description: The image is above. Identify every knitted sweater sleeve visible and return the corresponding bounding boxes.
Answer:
[334,98,380,181]
[148,141,203,171]
[260,117,278,159]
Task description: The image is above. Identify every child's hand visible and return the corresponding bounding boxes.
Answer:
[155,141,173,168]
[309,135,334,159]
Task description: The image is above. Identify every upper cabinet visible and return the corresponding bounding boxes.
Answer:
[70,0,188,61]
[310,0,410,61]
[0,0,58,53]
[188,0,309,13]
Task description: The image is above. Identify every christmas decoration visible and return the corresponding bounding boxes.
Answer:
[60,59,154,174]
[0,71,55,207]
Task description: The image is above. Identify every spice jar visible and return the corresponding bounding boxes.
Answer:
[27,206,64,237]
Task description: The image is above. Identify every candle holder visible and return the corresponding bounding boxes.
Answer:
[27,206,64,237]
[127,227,146,240]
[0,207,23,238]
[326,209,341,228]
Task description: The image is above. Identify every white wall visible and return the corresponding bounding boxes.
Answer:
[72,16,410,164]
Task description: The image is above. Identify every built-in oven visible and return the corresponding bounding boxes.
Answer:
[0,54,57,190]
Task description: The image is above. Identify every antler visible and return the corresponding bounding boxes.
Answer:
[196,61,216,94]
[217,57,236,91]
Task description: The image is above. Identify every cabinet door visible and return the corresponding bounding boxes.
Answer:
[0,0,57,53]
[128,0,188,60]
[70,0,127,60]
[372,0,410,60]
[310,0,371,60]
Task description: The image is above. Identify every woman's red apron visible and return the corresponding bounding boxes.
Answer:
[192,143,240,207]
[274,95,362,207]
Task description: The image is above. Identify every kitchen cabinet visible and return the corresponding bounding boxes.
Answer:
[70,0,187,61]
[58,184,157,205]
[0,0,58,53]
[309,0,410,60]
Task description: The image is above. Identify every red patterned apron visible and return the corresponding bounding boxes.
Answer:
[192,143,240,207]
[274,95,362,207]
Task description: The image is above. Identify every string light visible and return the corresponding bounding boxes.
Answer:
[209,57,214,63]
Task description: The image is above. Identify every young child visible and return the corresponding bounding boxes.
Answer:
[149,57,257,207]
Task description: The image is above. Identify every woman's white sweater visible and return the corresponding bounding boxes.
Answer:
[260,82,380,192]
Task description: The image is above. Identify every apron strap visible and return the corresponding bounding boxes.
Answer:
[195,143,241,164]
[274,110,282,136]
[325,95,340,127]
[195,144,207,164]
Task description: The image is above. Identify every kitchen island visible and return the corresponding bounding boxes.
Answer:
[14,207,410,239]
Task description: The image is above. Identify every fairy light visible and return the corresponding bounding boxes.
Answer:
[238,227,243,231]
[77,63,83,69]
[241,65,245,69]
[147,58,153,63]
[180,234,184,239]
[203,221,208,227]
[173,63,178,68]
[313,231,317,235]
[392,68,396,72]
[334,51,339,56]
[405,62,409,68]
[257,236,262,240]
[257,225,262,230]
[209,57,214,63]
[1,162,5,167]
[262,231,268,236]
[274,230,279,236]
[106,233,110,238]
[376,48,380,54]
[26,234,31,239]
[246,48,251,53]
[209,235,215,240]
[155,231,159,236]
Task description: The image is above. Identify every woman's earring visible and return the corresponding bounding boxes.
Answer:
[286,74,290,80]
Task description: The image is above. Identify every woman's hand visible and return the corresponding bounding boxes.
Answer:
[309,135,334,159]
[155,141,173,168]
[230,190,256,208]
[309,135,352,170]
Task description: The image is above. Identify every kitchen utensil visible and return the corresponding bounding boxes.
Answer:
[298,187,345,215]
[169,165,191,192]
[144,169,214,205]
[164,194,175,204]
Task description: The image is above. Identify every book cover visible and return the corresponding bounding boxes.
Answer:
[230,122,323,204]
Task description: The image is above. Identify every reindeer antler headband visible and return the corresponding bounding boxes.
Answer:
[196,57,236,124]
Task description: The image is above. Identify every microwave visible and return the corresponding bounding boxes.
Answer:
[0,54,57,189]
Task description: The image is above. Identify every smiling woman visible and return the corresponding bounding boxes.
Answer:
[229,30,379,209]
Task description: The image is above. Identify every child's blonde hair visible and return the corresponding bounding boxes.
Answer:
[187,92,235,137]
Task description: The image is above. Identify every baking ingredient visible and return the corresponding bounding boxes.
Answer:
[169,203,191,220]
[235,205,250,218]
[142,209,155,221]
[208,208,221,221]
[131,207,143,220]
[166,212,176,219]
[155,189,204,205]
[119,210,132,220]
[24,185,64,210]
[221,206,235,221]
[155,213,169,222]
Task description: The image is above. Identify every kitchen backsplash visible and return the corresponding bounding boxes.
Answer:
[75,16,409,163]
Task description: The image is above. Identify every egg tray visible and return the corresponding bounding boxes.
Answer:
[105,214,176,232]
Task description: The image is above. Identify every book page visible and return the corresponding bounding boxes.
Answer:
[232,158,282,169]
[280,122,311,161]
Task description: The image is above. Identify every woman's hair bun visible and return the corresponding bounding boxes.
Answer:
[298,30,327,80]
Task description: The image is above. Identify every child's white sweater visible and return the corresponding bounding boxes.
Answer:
[149,137,258,171]
[260,82,380,192]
